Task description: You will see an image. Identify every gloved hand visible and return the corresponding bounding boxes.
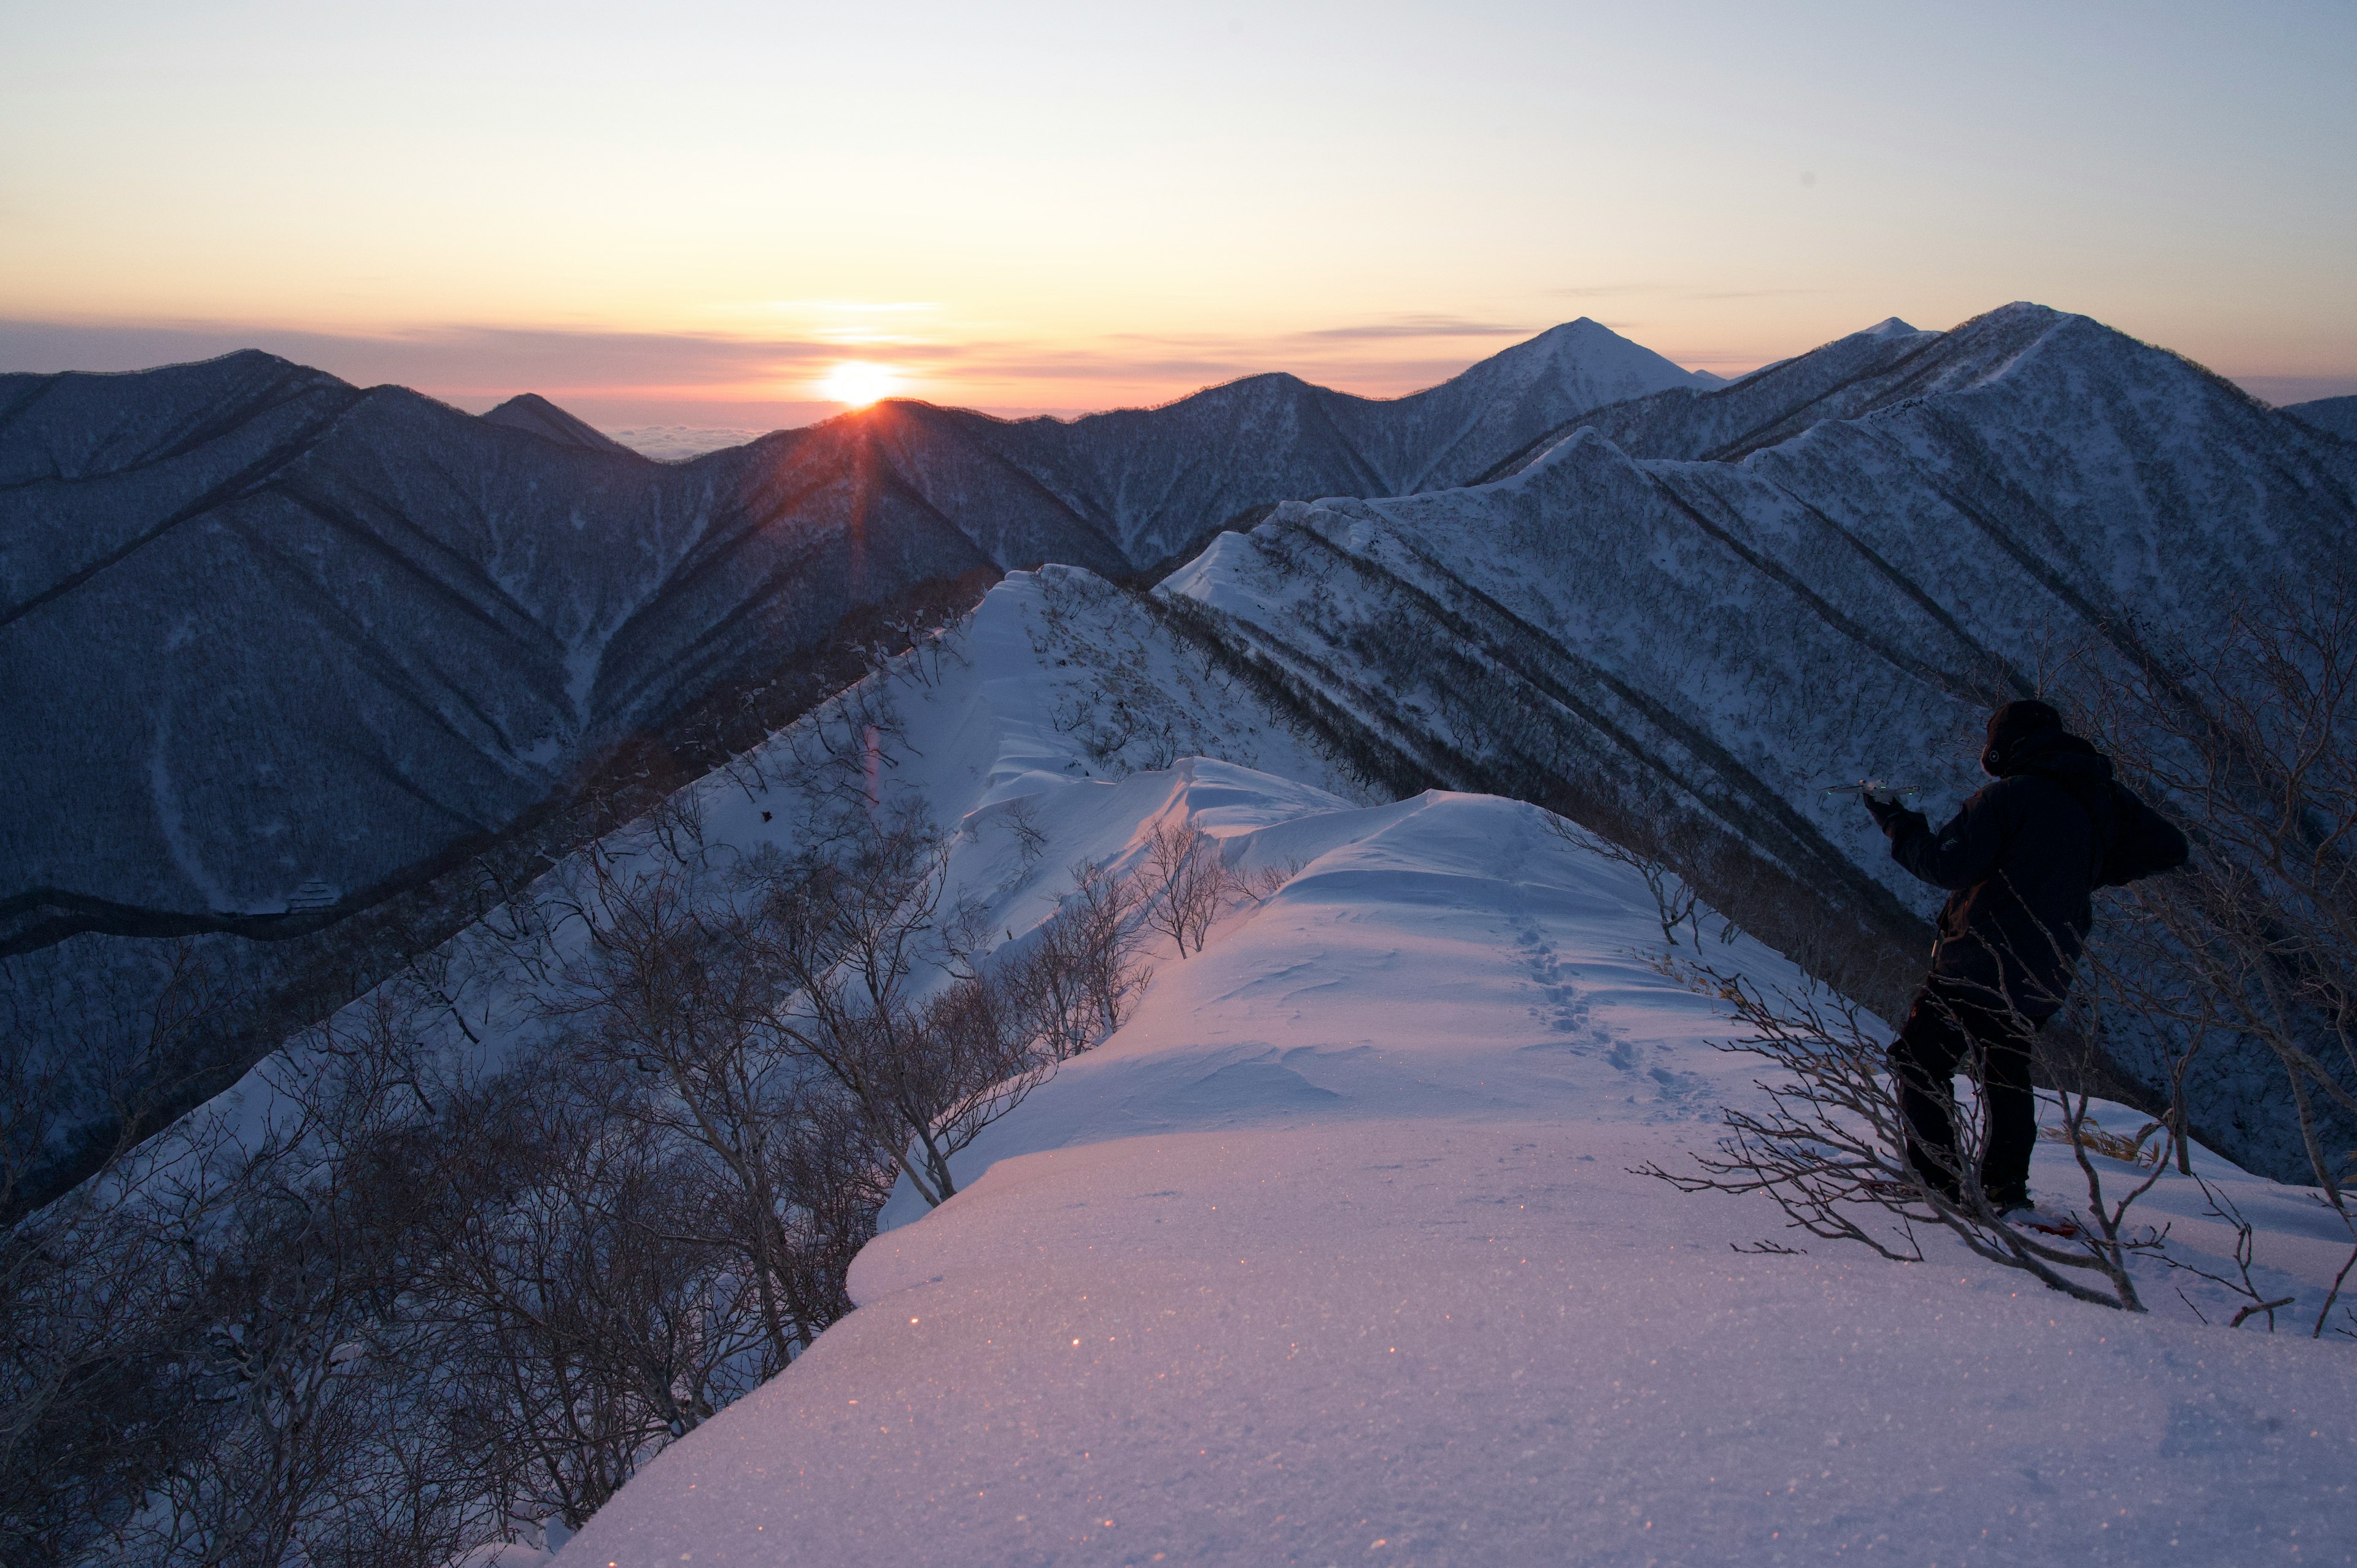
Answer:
[1862,789,1907,830]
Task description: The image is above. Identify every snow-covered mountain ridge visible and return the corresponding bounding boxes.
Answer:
[566,779,2355,1566]
[110,563,2356,1566]
[0,318,1699,930]
[0,322,1701,1205]
[1158,302,2357,1180]
[313,565,2340,1568]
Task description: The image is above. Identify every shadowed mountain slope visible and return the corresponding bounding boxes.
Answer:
[1,323,1703,937]
[2285,393,2357,443]
[1161,302,2357,1180]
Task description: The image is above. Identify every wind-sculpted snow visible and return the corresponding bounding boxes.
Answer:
[557,763,2357,1567]
[1161,303,2357,1181]
[142,567,2354,1566]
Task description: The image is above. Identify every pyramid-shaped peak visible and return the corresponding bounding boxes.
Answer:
[1861,317,1921,338]
[1462,318,1713,390]
[480,392,635,455]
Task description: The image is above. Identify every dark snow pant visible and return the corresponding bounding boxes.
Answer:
[1887,983,2040,1208]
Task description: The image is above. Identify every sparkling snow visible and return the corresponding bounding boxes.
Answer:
[551,614,2357,1565]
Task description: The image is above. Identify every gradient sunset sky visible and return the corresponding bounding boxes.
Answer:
[3,1,2351,431]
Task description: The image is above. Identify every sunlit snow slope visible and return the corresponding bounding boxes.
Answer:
[553,574,2356,1568]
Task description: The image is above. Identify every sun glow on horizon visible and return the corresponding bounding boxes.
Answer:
[819,360,902,407]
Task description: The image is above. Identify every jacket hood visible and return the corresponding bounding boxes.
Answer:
[2000,728,2115,783]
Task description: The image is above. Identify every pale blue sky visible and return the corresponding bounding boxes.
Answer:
[2,0,2350,422]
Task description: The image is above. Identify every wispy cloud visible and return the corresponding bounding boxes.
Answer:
[1290,314,1536,342]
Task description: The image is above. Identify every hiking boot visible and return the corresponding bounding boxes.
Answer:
[1996,1200,2082,1239]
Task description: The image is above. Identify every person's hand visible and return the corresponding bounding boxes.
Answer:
[1862,790,1906,830]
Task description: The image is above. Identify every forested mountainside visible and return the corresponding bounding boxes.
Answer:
[2285,392,2357,443]
[1160,302,2357,1181]
[0,319,1700,934]
[26,567,2347,1567]
[0,322,1700,1209]
[15,295,2356,1556]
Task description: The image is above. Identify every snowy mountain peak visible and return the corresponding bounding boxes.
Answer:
[1473,315,1713,390]
[479,392,638,455]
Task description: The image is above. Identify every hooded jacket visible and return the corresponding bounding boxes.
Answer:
[1875,727,2119,1018]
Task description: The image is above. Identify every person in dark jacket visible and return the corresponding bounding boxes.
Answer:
[1862,700,2119,1213]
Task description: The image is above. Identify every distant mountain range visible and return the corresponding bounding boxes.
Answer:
[10,303,2355,1195]
[2285,393,2357,443]
[1161,302,2357,1178]
[0,320,1705,941]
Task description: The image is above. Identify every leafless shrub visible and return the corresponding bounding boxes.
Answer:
[742,808,1060,1207]
[420,1061,770,1536]
[1062,859,1154,1038]
[1638,962,2170,1312]
[2151,1171,2298,1329]
[1004,862,1152,1060]
[1143,820,1233,957]
[546,849,876,1364]
[1244,857,1307,903]
[2061,570,2357,1333]
[1001,795,1049,869]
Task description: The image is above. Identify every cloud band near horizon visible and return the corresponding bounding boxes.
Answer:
[4,314,2351,434]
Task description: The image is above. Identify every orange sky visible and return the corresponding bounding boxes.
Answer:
[4,2,2353,426]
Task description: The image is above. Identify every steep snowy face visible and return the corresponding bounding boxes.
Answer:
[1160,304,2357,1180]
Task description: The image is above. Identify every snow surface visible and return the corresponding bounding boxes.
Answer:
[540,574,2357,1568]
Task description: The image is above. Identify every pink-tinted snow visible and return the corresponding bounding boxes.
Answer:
[559,784,2357,1567]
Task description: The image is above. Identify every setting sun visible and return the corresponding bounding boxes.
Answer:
[819,360,901,406]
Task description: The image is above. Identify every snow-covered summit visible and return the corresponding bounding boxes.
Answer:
[479,392,638,455]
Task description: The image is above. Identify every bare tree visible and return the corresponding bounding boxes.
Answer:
[2061,570,2357,1334]
[1638,967,2172,1311]
[544,849,876,1367]
[743,813,1058,1207]
[1002,861,1152,1062]
[1001,795,1049,870]
[420,1060,768,1537]
[1143,821,1233,958]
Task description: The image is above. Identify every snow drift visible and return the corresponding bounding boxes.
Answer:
[546,582,2356,1563]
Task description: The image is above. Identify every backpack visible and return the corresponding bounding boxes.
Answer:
[2092,782,2190,888]
[2033,770,2191,889]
